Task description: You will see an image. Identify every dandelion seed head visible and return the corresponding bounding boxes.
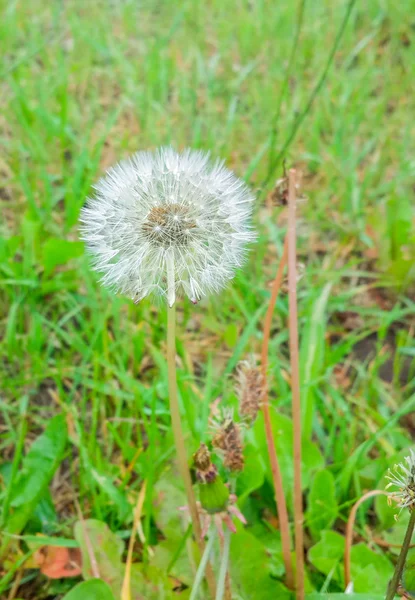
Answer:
[386,449,415,513]
[80,147,255,306]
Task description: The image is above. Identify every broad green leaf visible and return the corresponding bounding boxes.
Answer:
[402,548,415,598]
[152,537,194,588]
[152,472,196,586]
[74,520,175,599]
[307,469,337,540]
[129,564,174,600]
[74,519,124,591]
[230,527,294,599]
[152,471,187,540]
[1,415,67,551]
[350,543,393,593]
[62,579,115,600]
[236,440,266,503]
[382,513,410,556]
[42,238,84,276]
[255,412,323,506]
[308,530,344,583]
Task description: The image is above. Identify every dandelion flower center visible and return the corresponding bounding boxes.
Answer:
[142,204,196,247]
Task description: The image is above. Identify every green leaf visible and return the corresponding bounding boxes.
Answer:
[236,440,266,503]
[152,472,196,586]
[350,543,393,593]
[300,284,332,439]
[90,468,131,522]
[375,481,398,530]
[223,323,238,348]
[308,530,344,582]
[255,412,323,506]
[129,564,174,600]
[307,469,337,540]
[306,595,385,599]
[1,415,67,550]
[42,238,84,276]
[62,579,115,600]
[74,519,124,591]
[402,548,415,598]
[152,471,187,540]
[230,528,293,599]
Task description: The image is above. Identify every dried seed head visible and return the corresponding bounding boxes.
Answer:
[193,443,218,484]
[212,415,244,472]
[236,359,265,425]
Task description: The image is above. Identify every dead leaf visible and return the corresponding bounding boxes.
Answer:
[34,546,82,579]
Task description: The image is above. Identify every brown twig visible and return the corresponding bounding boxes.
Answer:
[260,236,294,589]
[344,490,388,587]
[287,168,304,599]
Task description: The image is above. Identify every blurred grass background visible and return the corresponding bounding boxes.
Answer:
[1,0,415,597]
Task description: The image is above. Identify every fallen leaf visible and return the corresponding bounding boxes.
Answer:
[34,546,82,578]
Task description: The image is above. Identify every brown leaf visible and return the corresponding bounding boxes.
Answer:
[34,546,82,579]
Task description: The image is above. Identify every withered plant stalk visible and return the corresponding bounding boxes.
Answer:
[260,234,293,589]
[167,305,216,598]
[287,169,304,599]
[344,490,388,587]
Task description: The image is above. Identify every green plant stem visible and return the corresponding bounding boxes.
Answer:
[386,508,415,600]
[167,304,216,598]
[216,529,231,600]
[189,525,217,600]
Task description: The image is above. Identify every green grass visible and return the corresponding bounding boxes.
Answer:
[1,0,415,598]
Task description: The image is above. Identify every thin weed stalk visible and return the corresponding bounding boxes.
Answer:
[189,525,217,600]
[260,235,293,589]
[216,529,232,600]
[386,508,415,600]
[262,0,357,189]
[287,169,304,599]
[344,490,388,587]
[167,305,216,598]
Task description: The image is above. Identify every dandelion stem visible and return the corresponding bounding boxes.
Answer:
[216,528,232,600]
[287,168,304,599]
[260,235,294,589]
[386,508,415,600]
[167,304,216,598]
[189,524,217,600]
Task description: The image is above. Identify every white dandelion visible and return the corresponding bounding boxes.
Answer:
[386,449,415,512]
[80,147,255,306]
